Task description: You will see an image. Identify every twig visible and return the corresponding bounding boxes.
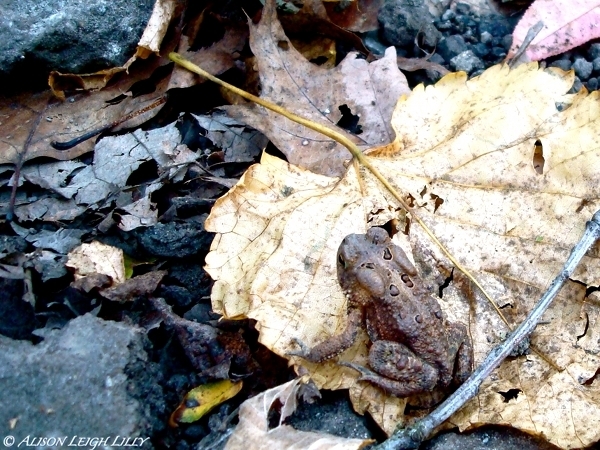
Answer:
[507,21,544,68]
[50,96,166,150]
[375,210,600,449]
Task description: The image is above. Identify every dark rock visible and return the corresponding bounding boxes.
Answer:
[550,59,572,71]
[0,235,28,255]
[135,221,214,259]
[489,46,507,60]
[429,53,446,65]
[572,58,593,80]
[169,263,212,299]
[450,50,484,74]
[441,9,455,21]
[593,57,600,73]
[501,34,513,51]
[0,314,163,444]
[378,0,441,48]
[569,76,584,94]
[0,278,35,339]
[586,77,598,91]
[479,16,511,38]
[184,303,214,324]
[158,285,195,311]
[287,390,373,439]
[0,0,155,92]
[423,425,563,450]
[436,20,453,31]
[455,3,471,15]
[588,43,600,60]
[471,43,490,58]
[437,35,469,62]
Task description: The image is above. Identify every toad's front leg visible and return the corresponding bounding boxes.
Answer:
[343,340,439,397]
[289,308,363,362]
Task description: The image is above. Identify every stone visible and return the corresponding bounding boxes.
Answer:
[593,57,600,73]
[450,50,484,74]
[586,77,598,91]
[378,0,441,49]
[501,34,513,51]
[572,58,593,80]
[437,35,469,62]
[550,59,572,71]
[471,43,490,58]
[0,315,164,444]
[588,43,600,60]
[480,31,493,45]
[135,221,214,259]
[0,0,155,92]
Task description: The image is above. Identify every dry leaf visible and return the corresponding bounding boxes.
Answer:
[205,63,600,447]
[226,0,410,177]
[322,0,384,32]
[66,241,125,283]
[507,0,600,62]
[225,377,371,450]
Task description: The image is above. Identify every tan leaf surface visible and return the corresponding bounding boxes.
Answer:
[225,377,372,450]
[66,241,125,283]
[205,63,600,447]
[226,0,410,177]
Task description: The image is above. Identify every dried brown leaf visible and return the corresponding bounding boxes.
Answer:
[226,0,409,177]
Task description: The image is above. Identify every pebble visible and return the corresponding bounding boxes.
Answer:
[593,57,600,72]
[572,58,593,79]
[589,43,600,60]
[587,77,598,91]
[480,31,493,44]
[437,35,469,62]
[450,50,484,74]
[550,59,572,71]
[471,43,489,58]
[441,9,455,21]
[501,34,513,51]
[569,76,584,94]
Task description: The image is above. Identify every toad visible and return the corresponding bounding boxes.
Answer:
[290,227,473,397]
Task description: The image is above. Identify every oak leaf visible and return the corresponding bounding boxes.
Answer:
[226,0,410,177]
[205,62,600,448]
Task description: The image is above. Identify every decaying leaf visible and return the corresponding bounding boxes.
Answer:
[66,241,126,283]
[225,377,371,449]
[507,0,600,62]
[205,63,600,447]
[170,380,243,426]
[226,0,410,177]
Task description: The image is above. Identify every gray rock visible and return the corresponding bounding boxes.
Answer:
[378,0,441,49]
[480,31,493,45]
[135,220,214,258]
[437,35,469,62]
[549,59,572,71]
[0,314,163,446]
[587,77,598,91]
[572,58,593,80]
[0,0,155,91]
[593,57,600,72]
[569,76,584,94]
[501,34,513,51]
[471,43,489,58]
[450,50,484,74]
[441,9,455,21]
[588,43,600,60]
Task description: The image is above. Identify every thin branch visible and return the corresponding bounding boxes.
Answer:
[375,210,600,449]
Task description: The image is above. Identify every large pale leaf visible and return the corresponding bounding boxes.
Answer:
[205,62,600,448]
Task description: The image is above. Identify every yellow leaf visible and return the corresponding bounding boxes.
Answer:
[170,380,243,426]
[205,62,600,448]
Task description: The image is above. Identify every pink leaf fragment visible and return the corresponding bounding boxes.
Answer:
[507,0,600,62]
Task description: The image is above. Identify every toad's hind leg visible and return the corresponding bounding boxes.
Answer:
[342,340,438,397]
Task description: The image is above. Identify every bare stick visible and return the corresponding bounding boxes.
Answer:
[507,21,544,67]
[375,209,600,449]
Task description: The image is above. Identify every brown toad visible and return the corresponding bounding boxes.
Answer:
[291,227,473,397]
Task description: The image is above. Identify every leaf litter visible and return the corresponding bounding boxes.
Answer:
[204,19,600,447]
